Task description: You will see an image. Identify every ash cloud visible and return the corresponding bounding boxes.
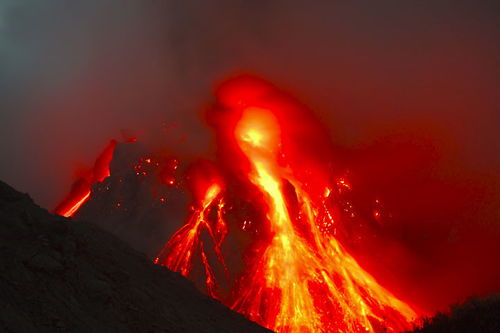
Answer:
[0,0,499,314]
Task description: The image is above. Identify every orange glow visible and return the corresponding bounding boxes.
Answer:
[155,182,228,298]
[236,107,281,152]
[231,106,416,332]
[54,75,421,332]
[152,76,419,332]
[62,190,90,217]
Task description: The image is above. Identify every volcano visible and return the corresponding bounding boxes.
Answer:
[54,75,426,332]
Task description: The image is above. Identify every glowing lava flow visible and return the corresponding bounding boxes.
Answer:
[55,75,419,332]
[54,140,117,217]
[152,76,418,332]
[154,182,228,298]
[225,107,415,332]
[62,191,91,217]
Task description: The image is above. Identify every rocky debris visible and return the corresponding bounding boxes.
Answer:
[0,180,271,333]
[76,142,189,258]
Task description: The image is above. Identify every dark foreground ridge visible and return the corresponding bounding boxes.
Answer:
[409,294,500,333]
[0,180,271,333]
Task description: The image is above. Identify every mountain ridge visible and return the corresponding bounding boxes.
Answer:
[0,179,271,333]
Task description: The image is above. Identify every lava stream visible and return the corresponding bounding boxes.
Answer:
[54,140,117,217]
[54,75,421,333]
[155,182,228,298]
[230,107,415,332]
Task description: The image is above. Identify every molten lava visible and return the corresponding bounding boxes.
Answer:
[230,107,415,332]
[57,75,419,332]
[157,76,417,332]
[54,140,117,217]
[155,181,228,299]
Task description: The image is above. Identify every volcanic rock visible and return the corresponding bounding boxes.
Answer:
[0,180,271,333]
[76,142,189,258]
[409,295,500,333]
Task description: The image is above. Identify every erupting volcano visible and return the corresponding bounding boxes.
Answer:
[56,75,418,332]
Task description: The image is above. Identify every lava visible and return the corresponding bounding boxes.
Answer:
[157,76,417,332]
[230,106,415,332]
[154,180,228,299]
[54,140,117,217]
[56,75,420,332]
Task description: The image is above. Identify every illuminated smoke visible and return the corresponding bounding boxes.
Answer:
[154,76,417,332]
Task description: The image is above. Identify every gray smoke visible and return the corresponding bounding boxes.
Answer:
[0,0,499,209]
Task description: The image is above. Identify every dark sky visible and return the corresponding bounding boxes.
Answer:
[0,0,499,208]
[0,0,499,312]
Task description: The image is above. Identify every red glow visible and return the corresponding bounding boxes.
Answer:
[157,76,418,332]
[154,179,228,298]
[54,75,423,332]
[54,140,117,217]
[62,189,90,217]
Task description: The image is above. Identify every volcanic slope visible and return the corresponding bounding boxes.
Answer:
[0,180,271,333]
